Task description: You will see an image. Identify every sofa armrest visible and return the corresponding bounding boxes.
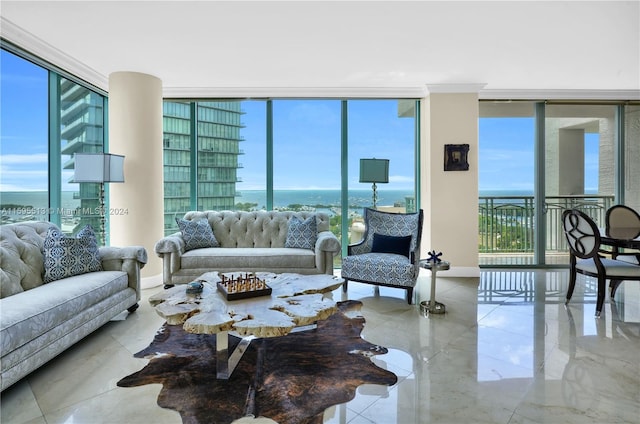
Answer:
[99,246,147,301]
[314,231,340,274]
[154,232,185,256]
[316,230,341,253]
[154,233,185,286]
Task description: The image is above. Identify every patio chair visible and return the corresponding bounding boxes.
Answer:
[341,208,423,304]
[562,209,640,317]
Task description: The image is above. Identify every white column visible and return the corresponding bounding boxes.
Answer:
[108,71,163,281]
[420,84,483,277]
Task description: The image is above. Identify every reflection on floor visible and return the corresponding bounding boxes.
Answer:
[2,269,639,424]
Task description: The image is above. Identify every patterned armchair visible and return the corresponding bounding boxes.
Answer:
[341,208,424,304]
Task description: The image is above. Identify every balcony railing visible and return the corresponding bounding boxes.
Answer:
[479,194,615,255]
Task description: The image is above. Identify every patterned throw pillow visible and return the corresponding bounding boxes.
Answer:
[43,225,102,283]
[285,216,317,250]
[176,218,219,251]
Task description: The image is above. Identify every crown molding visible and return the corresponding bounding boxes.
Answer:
[479,89,640,101]
[162,86,428,99]
[426,83,487,94]
[1,17,109,91]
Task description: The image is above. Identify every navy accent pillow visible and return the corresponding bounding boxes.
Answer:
[176,218,219,251]
[371,233,412,258]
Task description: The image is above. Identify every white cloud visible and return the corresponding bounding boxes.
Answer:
[0,154,49,191]
[1,153,48,164]
[389,175,413,184]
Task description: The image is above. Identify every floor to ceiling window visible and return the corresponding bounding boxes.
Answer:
[543,104,618,265]
[347,99,418,254]
[58,77,106,239]
[624,105,640,212]
[272,100,342,209]
[272,99,342,241]
[479,101,638,267]
[1,46,108,242]
[234,101,267,210]
[162,100,266,235]
[196,102,244,211]
[162,101,192,232]
[0,49,48,220]
[162,99,419,259]
[478,101,536,266]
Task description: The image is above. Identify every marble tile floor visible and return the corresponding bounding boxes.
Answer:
[2,269,639,424]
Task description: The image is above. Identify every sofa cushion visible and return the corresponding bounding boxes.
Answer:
[341,252,415,287]
[0,270,128,358]
[176,218,219,251]
[43,225,102,283]
[181,247,316,270]
[285,216,317,250]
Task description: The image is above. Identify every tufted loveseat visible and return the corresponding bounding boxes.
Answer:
[154,210,341,286]
[0,221,147,391]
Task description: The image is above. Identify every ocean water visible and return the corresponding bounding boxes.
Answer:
[1,189,538,221]
[1,191,79,221]
[237,189,415,209]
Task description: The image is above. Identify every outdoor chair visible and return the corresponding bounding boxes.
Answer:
[341,208,423,304]
[562,209,640,317]
[604,204,640,264]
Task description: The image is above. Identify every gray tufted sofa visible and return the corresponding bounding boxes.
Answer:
[155,210,341,286]
[0,221,147,391]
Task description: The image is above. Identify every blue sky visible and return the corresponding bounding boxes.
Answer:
[1,48,599,193]
[0,50,49,192]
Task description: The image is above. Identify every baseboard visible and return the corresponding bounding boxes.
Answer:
[141,273,163,290]
[422,266,480,279]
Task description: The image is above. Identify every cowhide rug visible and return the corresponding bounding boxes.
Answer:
[117,300,397,424]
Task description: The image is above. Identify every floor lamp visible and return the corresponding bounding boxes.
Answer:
[74,153,125,245]
[359,158,389,209]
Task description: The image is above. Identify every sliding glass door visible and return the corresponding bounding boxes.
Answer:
[479,101,631,266]
[478,102,536,265]
[543,104,617,265]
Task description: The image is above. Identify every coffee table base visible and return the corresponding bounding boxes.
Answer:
[216,324,319,379]
[216,332,253,379]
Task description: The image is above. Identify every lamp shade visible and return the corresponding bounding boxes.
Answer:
[359,158,389,183]
[74,153,125,183]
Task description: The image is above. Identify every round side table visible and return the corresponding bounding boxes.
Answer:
[419,260,450,315]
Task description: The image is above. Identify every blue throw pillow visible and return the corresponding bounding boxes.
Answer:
[371,233,412,258]
[285,216,317,250]
[43,225,102,283]
[176,218,219,251]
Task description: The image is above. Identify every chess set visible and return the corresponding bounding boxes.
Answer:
[216,272,273,301]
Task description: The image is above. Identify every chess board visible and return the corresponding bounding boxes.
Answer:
[216,272,273,301]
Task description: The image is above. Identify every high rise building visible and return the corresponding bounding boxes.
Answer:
[163,101,244,235]
[60,77,105,238]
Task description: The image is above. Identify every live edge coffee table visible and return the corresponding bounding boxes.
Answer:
[149,272,344,379]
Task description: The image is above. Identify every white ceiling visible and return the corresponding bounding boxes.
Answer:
[1,0,639,99]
